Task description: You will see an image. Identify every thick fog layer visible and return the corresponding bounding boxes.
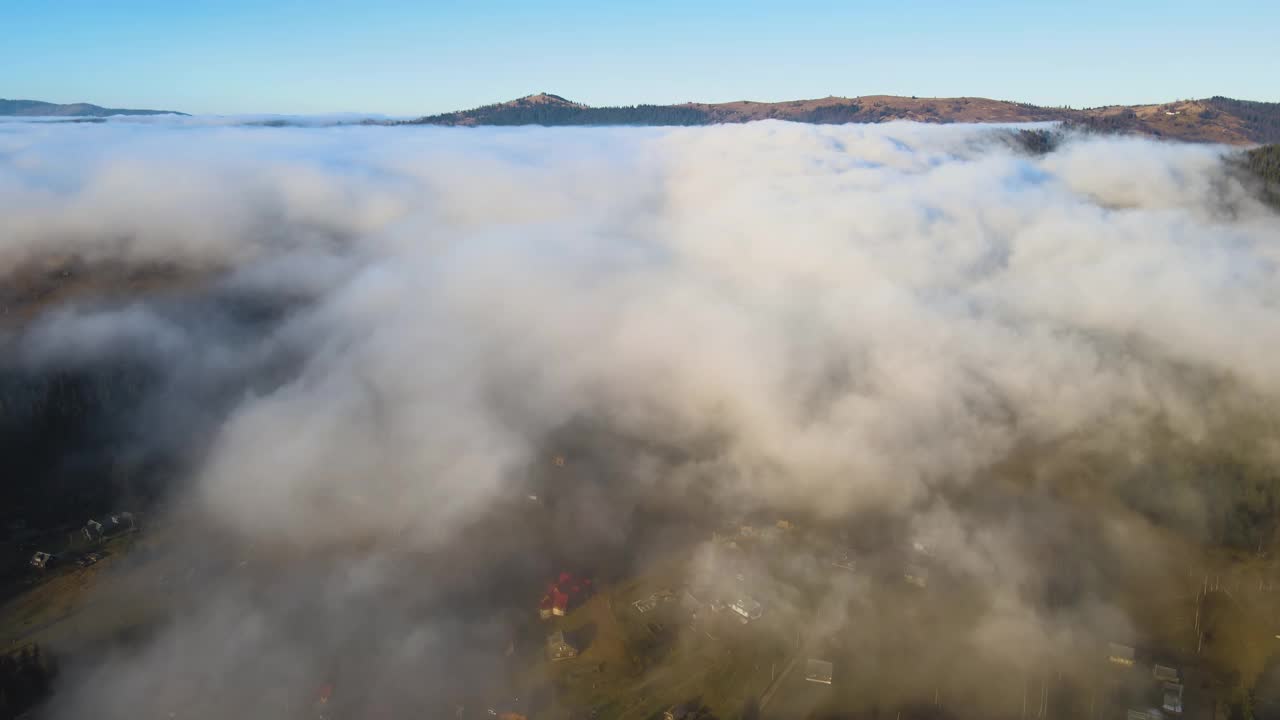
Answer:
[2,119,1278,718]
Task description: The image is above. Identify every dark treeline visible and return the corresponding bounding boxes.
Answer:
[0,644,56,720]
[0,362,167,584]
[1245,144,1280,184]
[1061,109,1141,136]
[1009,128,1063,155]
[0,365,158,530]
[791,103,865,124]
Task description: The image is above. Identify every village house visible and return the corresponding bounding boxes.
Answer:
[539,588,569,619]
[82,520,103,542]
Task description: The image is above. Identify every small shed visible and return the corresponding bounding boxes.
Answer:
[1162,683,1183,714]
[805,658,834,685]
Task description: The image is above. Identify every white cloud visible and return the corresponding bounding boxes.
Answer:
[7,118,1277,716]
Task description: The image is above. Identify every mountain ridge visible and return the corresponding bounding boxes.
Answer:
[405,93,1280,145]
[0,98,187,117]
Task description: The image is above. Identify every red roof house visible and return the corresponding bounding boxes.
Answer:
[538,572,593,620]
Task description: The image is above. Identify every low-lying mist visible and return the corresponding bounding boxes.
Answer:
[2,117,1278,718]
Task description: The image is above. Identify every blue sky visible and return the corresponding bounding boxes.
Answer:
[2,0,1277,116]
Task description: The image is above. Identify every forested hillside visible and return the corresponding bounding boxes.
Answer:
[1206,97,1280,144]
[1244,143,1280,206]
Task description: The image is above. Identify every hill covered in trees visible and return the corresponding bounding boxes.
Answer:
[403,93,1070,129]
[402,93,713,126]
